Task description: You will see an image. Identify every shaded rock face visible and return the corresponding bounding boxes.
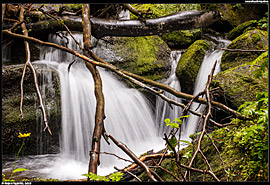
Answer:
[226,20,258,40]
[176,40,210,94]
[212,52,268,109]
[201,4,268,31]
[2,64,61,155]
[221,29,268,71]
[93,35,171,81]
[161,29,202,49]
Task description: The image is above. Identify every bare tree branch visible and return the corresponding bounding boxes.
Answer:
[19,5,52,135]
[81,4,106,176]
[219,48,267,53]
[184,60,220,181]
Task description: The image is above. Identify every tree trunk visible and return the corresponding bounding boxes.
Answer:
[82,4,106,176]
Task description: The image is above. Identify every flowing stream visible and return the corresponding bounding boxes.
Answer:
[182,37,231,140]
[2,33,230,181]
[2,32,164,180]
[155,50,183,135]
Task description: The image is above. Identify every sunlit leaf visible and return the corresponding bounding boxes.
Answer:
[13,168,29,173]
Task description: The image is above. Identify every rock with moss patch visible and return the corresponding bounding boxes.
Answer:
[221,29,268,71]
[227,20,258,40]
[161,29,202,49]
[212,52,268,109]
[176,40,210,94]
[94,35,171,81]
[2,64,61,155]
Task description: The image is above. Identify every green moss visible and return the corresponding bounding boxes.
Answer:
[212,53,268,109]
[113,35,171,81]
[221,29,268,71]
[176,40,210,94]
[129,4,201,19]
[227,20,258,40]
[161,29,202,48]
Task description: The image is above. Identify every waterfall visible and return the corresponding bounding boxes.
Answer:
[155,50,183,135]
[32,32,164,179]
[2,43,11,63]
[182,37,231,140]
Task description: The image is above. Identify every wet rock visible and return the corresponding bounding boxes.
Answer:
[94,35,171,81]
[176,40,210,94]
[221,29,268,71]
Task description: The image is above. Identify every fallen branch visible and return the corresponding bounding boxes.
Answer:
[3,10,221,38]
[108,134,158,181]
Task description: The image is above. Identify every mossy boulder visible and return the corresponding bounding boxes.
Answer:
[212,52,268,109]
[161,29,202,49]
[221,29,268,71]
[176,40,210,94]
[2,64,61,155]
[227,20,258,40]
[94,35,171,81]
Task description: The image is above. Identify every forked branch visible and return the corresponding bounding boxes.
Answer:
[19,5,52,135]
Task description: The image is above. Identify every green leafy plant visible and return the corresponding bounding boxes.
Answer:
[258,12,268,29]
[164,115,192,152]
[164,115,190,129]
[2,132,31,181]
[82,172,123,182]
[226,91,268,181]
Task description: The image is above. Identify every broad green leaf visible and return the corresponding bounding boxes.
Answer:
[13,168,29,173]
[189,131,202,139]
[181,115,191,118]
[179,140,193,146]
[174,118,182,125]
[164,118,171,124]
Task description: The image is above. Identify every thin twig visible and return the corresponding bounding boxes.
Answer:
[114,166,142,182]
[151,158,182,181]
[219,48,267,52]
[19,5,52,135]
[108,134,158,181]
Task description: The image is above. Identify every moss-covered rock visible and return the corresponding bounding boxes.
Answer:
[129,4,201,19]
[227,20,258,40]
[176,40,210,94]
[2,64,61,155]
[221,29,268,71]
[212,52,268,109]
[94,35,171,81]
[161,29,202,49]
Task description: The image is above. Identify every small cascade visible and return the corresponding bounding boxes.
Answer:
[182,37,231,140]
[155,50,183,135]
[31,32,164,179]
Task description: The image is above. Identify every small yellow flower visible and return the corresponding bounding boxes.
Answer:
[18,132,31,138]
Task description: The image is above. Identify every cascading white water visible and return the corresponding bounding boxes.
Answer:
[155,50,183,135]
[182,37,231,140]
[32,32,164,179]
